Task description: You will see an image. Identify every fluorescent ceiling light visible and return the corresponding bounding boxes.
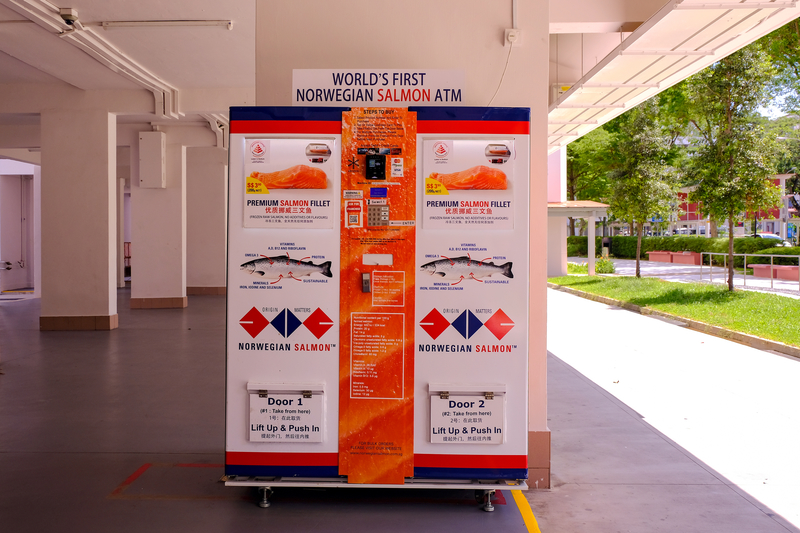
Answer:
[101,20,233,30]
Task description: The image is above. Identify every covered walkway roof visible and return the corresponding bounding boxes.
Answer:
[548,200,609,218]
[548,0,800,152]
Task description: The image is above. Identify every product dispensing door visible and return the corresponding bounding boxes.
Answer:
[225,106,530,507]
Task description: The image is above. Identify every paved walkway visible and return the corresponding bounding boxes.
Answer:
[535,288,800,532]
[569,256,800,297]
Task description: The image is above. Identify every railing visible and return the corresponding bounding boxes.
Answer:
[700,252,800,291]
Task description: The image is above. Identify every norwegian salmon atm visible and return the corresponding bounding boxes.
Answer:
[225,106,530,509]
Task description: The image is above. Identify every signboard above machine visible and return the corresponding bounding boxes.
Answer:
[293,69,465,107]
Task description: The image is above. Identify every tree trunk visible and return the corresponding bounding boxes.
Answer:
[635,221,644,278]
[709,220,718,238]
[568,217,575,237]
[727,214,735,291]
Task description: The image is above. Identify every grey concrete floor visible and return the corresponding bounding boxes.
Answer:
[0,289,527,533]
[3,286,798,532]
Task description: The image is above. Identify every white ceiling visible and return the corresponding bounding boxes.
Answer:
[0,0,255,121]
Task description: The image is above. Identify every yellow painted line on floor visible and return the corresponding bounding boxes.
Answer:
[511,490,542,533]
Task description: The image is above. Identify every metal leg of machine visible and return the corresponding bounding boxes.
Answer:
[482,490,495,512]
[258,487,272,508]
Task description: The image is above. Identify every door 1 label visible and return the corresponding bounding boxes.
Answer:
[249,393,323,442]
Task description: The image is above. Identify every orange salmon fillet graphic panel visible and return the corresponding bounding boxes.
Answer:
[428,165,507,190]
[249,165,327,189]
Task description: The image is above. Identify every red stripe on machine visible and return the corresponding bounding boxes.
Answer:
[417,121,529,135]
[226,452,338,466]
[230,121,342,134]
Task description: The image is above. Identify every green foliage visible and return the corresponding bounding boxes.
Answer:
[567,262,589,274]
[568,235,779,267]
[762,21,800,114]
[684,43,783,289]
[686,45,781,223]
[566,128,613,235]
[565,259,615,275]
[607,100,680,228]
[567,236,603,257]
[595,257,616,274]
[566,128,612,201]
[744,246,800,265]
[605,99,682,276]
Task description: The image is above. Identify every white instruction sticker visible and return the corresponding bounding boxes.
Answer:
[249,393,323,442]
[430,394,504,444]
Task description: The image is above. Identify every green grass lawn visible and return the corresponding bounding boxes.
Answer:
[549,275,800,348]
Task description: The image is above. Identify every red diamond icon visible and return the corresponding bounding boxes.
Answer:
[484,309,514,340]
[240,307,269,338]
[303,308,334,339]
[419,309,450,340]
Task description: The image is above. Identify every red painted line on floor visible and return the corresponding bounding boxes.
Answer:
[492,490,507,505]
[110,463,152,496]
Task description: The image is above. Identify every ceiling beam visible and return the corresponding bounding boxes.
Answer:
[674,2,796,10]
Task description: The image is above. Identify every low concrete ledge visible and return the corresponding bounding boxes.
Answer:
[548,282,800,360]
[130,297,188,309]
[40,314,119,331]
[187,286,226,296]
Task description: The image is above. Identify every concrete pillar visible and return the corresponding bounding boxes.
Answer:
[116,178,126,288]
[39,109,117,330]
[33,165,41,299]
[116,146,130,288]
[130,140,187,309]
[547,148,568,277]
[186,146,227,295]
[588,215,596,276]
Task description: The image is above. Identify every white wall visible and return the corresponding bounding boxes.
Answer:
[0,165,36,292]
[0,176,22,290]
[186,146,228,288]
[255,0,550,433]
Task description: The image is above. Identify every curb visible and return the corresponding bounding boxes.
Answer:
[548,282,800,360]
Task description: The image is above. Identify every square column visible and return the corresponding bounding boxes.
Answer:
[39,109,117,330]
[130,141,187,309]
[547,148,568,277]
[186,146,227,295]
[588,215,596,276]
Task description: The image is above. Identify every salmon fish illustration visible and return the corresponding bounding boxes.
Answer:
[240,255,332,280]
[420,256,513,281]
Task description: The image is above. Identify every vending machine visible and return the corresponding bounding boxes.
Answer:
[225,106,530,508]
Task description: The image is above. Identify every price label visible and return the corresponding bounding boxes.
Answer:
[430,394,504,444]
[249,393,323,442]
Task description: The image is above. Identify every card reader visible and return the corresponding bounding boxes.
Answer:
[365,154,386,180]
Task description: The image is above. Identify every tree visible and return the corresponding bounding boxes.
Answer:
[762,21,800,113]
[607,99,680,277]
[685,43,782,291]
[566,128,612,236]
